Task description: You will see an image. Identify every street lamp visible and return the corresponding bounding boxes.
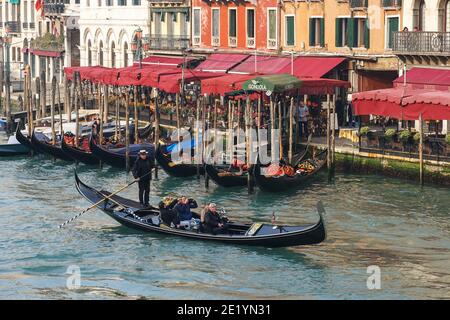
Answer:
[131,27,149,69]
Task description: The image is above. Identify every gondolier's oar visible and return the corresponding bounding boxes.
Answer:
[59,171,153,228]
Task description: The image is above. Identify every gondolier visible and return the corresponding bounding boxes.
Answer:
[132,150,154,207]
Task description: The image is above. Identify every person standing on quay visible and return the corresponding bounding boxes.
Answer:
[132,150,154,207]
[298,101,310,140]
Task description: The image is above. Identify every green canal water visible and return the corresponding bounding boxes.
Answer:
[0,145,449,299]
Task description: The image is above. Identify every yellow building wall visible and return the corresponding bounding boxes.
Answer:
[281,1,402,55]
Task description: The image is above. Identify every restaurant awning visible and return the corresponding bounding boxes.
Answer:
[228,56,291,74]
[201,73,259,96]
[352,87,450,120]
[158,70,224,94]
[31,49,63,58]
[281,57,346,78]
[393,67,450,90]
[139,68,181,87]
[242,74,302,94]
[299,77,350,95]
[195,53,250,73]
[136,56,192,68]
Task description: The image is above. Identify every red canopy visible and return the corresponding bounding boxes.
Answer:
[352,87,450,120]
[228,56,291,74]
[64,66,110,82]
[138,68,181,87]
[158,71,224,94]
[299,77,350,95]
[394,67,450,90]
[281,57,346,78]
[195,53,250,73]
[137,56,193,68]
[201,73,259,95]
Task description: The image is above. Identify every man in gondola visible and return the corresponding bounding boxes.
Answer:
[132,150,154,208]
[204,203,229,235]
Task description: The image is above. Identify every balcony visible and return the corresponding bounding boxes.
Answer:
[29,22,36,29]
[149,35,190,51]
[4,21,21,34]
[22,22,29,30]
[212,36,220,47]
[44,3,66,17]
[247,38,255,48]
[393,31,450,55]
[229,37,237,47]
[349,0,368,8]
[382,0,402,7]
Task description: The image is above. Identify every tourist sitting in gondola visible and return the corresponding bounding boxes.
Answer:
[158,196,178,227]
[64,132,75,146]
[204,203,229,235]
[173,196,198,229]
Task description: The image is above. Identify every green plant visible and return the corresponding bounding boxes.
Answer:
[446,133,450,145]
[384,128,397,142]
[359,126,370,136]
[398,130,412,143]
[413,132,421,142]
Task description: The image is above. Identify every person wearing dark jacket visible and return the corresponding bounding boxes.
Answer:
[204,203,228,235]
[173,197,198,226]
[132,150,154,207]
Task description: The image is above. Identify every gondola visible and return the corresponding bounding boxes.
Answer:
[75,173,327,247]
[204,164,248,187]
[254,148,328,192]
[0,135,30,156]
[61,138,100,165]
[90,136,155,168]
[31,130,74,161]
[155,143,205,177]
[15,125,40,153]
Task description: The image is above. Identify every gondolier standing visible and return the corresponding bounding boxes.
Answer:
[132,150,154,207]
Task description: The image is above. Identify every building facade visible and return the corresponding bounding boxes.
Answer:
[190,0,280,54]
[79,0,149,68]
[148,0,190,54]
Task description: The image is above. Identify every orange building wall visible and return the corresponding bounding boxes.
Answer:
[192,0,279,53]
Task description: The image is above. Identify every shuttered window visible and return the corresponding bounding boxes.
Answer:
[387,17,399,48]
[335,18,349,47]
[212,8,219,38]
[193,8,201,37]
[309,18,324,47]
[247,9,255,38]
[229,9,237,38]
[285,16,295,46]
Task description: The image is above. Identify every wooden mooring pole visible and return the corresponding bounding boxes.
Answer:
[419,113,424,186]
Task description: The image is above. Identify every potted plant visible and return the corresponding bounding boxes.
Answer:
[381,128,396,149]
[398,130,413,151]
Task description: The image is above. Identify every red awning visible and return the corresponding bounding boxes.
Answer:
[158,70,224,94]
[394,67,450,90]
[299,77,350,95]
[281,57,346,78]
[116,66,156,86]
[31,49,63,58]
[195,53,250,73]
[139,68,181,87]
[64,66,109,82]
[352,87,450,120]
[201,73,259,95]
[228,56,291,74]
[136,56,193,68]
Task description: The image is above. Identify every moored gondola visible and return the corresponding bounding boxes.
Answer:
[0,135,30,156]
[204,164,248,187]
[89,136,155,168]
[61,138,100,165]
[31,130,73,161]
[74,173,326,247]
[155,144,204,177]
[15,125,39,153]
[254,149,328,192]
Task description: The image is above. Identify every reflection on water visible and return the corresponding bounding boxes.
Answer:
[0,154,449,299]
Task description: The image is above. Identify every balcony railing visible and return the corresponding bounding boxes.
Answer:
[29,22,36,29]
[393,31,450,55]
[149,0,185,2]
[349,0,368,8]
[5,21,21,34]
[229,36,237,47]
[247,38,255,48]
[149,35,190,50]
[22,22,29,30]
[212,36,220,47]
[44,3,66,16]
[382,0,402,7]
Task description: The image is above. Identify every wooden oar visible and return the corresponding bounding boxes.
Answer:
[59,171,152,228]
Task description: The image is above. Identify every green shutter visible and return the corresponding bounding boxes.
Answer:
[309,18,315,46]
[335,18,342,47]
[230,10,237,37]
[286,16,295,46]
[388,17,399,49]
[364,18,370,49]
[347,18,355,47]
[320,18,325,47]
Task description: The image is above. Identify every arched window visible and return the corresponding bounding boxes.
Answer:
[111,42,116,68]
[98,40,104,66]
[123,42,128,67]
[419,0,426,31]
[87,40,92,66]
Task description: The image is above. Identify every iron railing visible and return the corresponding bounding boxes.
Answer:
[149,35,190,50]
[44,3,66,16]
[382,0,402,7]
[393,31,450,54]
[22,22,29,29]
[5,21,21,34]
[149,0,185,2]
[29,22,36,29]
[349,0,368,8]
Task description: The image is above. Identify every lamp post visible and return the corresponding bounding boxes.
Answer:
[1,31,12,131]
[131,27,149,69]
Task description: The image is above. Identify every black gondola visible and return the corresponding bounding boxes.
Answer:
[254,149,328,192]
[204,164,248,187]
[31,130,73,161]
[15,125,39,153]
[90,136,155,169]
[156,144,204,177]
[75,173,327,247]
[61,138,100,165]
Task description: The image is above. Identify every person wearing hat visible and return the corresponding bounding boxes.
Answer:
[132,149,154,207]
[203,203,229,235]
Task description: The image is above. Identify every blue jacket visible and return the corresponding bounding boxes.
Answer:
[174,199,198,221]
